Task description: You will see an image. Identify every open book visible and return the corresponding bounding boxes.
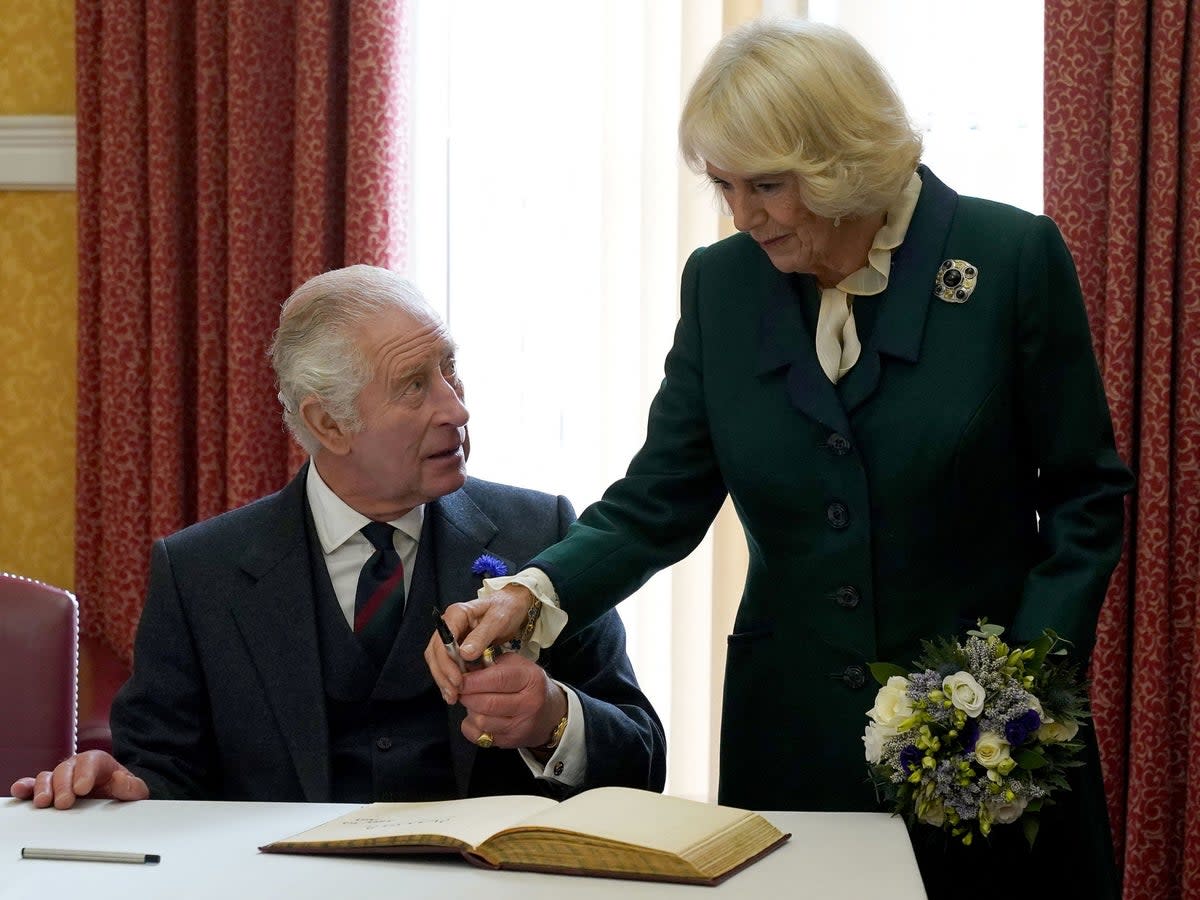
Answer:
[260,786,789,885]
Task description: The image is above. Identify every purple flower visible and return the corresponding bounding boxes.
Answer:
[899,744,923,776]
[471,554,508,579]
[962,719,980,752]
[1005,708,1042,747]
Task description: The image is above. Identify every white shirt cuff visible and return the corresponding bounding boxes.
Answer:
[479,567,568,661]
[517,682,586,788]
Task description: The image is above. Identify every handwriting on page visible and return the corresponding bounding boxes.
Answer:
[336,815,454,832]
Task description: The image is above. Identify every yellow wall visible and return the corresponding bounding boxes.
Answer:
[0,0,77,590]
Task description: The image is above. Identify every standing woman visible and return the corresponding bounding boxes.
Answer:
[428,19,1132,897]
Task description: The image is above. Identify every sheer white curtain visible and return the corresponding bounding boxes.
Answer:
[410,0,732,800]
[807,0,1043,213]
[407,0,1043,802]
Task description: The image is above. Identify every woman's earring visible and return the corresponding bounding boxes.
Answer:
[833,216,842,228]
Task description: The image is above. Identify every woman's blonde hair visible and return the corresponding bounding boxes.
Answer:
[679,18,922,220]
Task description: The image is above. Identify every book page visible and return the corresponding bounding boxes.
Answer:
[493,787,755,856]
[270,795,557,851]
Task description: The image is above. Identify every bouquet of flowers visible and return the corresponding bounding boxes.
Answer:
[864,622,1088,847]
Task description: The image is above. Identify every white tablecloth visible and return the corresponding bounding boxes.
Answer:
[0,797,926,899]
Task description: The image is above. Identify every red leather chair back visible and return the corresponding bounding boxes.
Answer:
[0,573,78,789]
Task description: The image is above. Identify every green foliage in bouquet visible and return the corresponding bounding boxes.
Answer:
[863,622,1089,848]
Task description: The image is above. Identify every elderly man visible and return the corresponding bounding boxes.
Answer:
[12,265,664,807]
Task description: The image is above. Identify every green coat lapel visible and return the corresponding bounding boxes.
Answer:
[840,166,959,414]
[754,167,961,430]
[756,270,852,436]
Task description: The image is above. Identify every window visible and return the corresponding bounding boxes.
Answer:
[808,0,1043,214]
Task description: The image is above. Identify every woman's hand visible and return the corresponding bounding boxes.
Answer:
[424,583,539,703]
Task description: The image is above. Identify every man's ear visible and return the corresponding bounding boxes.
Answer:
[300,396,353,455]
[454,379,470,462]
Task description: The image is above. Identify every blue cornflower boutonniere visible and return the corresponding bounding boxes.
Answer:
[471,554,509,579]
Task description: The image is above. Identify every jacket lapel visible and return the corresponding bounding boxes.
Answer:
[840,166,959,414]
[756,270,853,436]
[428,486,503,797]
[229,464,331,801]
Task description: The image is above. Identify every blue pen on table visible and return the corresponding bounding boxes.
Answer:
[21,848,160,865]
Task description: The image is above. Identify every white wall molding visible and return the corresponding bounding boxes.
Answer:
[0,116,77,191]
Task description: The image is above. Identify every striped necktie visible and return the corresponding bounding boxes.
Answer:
[354,521,405,665]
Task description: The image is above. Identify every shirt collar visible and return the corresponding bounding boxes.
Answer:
[835,171,924,297]
[305,461,425,554]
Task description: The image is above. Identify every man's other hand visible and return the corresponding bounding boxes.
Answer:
[9,750,150,809]
[457,653,567,751]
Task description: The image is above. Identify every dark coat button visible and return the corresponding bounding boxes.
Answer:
[834,585,860,608]
[842,665,867,689]
[826,502,850,529]
[826,433,851,455]
[375,737,393,751]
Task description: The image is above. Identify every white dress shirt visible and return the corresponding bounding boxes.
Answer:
[305,462,585,786]
[306,463,423,626]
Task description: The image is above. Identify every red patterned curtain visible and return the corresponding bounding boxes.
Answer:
[75,0,410,662]
[1045,1,1199,897]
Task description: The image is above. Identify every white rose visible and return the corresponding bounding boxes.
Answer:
[918,798,946,827]
[986,793,1030,825]
[943,671,986,717]
[974,734,1012,772]
[868,676,914,728]
[863,722,894,764]
[1037,718,1080,742]
[974,731,1012,770]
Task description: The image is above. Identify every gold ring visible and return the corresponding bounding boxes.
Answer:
[475,732,494,749]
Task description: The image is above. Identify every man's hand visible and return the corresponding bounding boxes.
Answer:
[456,653,567,751]
[9,750,150,809]
[424,584,539,703]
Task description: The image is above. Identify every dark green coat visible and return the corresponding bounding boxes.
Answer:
[533,168,1131,891]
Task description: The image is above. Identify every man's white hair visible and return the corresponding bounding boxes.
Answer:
[269,265,433,454]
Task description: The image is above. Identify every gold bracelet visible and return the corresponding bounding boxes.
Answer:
[542,715,568,751]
